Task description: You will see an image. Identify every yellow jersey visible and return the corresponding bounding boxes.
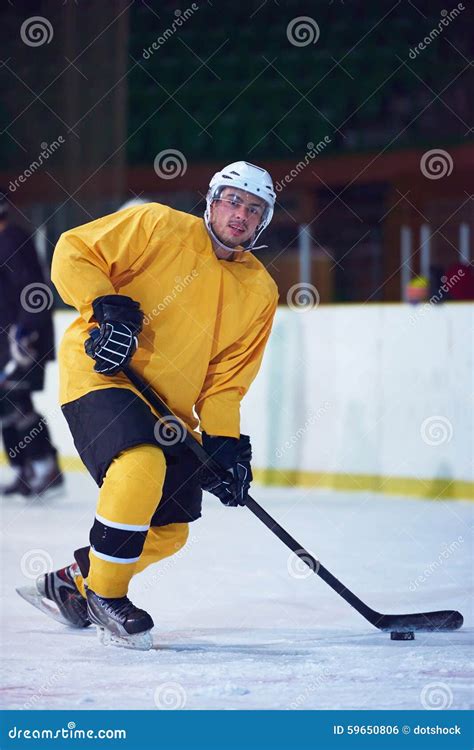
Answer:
[51,202,278,438]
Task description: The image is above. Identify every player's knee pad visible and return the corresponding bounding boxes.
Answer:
[97,444,166,523]
[91,444,167,568]
[107,443,166,489]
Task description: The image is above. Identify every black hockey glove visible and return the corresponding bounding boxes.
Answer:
[0,325,40,390]
[84,295,144,375]
[9,324,39,368]
[200,433,252,507]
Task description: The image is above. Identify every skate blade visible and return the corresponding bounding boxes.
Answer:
[95,625,153,651]
[16,586,72,627]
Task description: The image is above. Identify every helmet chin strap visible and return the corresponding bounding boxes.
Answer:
[204,213,267,254]
[206,219,247,254]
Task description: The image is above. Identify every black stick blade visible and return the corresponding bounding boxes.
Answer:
[376,609,463,632]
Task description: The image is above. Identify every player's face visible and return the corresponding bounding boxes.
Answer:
[210,187,266,248]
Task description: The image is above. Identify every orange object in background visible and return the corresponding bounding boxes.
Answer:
[406,277,428,304]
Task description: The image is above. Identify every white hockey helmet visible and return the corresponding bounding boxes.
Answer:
[204,161,276,252]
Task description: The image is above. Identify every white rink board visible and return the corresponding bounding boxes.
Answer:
[35,304,473,486]
[242,303,473,485]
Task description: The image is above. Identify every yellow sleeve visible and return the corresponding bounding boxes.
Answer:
[51,205,162,322]
[195,295,278,438]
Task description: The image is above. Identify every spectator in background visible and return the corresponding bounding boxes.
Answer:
[445,261,474,301]
[0,189,63,497]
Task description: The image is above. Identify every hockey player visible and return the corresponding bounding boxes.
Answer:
[0,190,63,497]
[19,162,278,649]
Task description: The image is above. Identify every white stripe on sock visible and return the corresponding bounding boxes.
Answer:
[90,547,140,565]
[95,513,149,532]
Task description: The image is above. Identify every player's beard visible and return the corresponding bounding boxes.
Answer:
[214,223,252,249]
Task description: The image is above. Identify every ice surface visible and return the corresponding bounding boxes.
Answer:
[1,468,472,710]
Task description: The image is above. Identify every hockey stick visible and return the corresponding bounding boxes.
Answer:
[123,365,463,634]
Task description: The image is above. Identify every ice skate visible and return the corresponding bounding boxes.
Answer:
[86,589,154,651]
[1,466,32,496]
[16,563,90,628]
[27,456,65,498]
[2,457,64,498]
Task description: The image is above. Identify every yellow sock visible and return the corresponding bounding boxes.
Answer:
[87,444,166,598]
[133,523,189,574]
[72,523,188,598]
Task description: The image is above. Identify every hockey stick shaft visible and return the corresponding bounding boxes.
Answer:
[123,366,377,622]
[123,366,463,632]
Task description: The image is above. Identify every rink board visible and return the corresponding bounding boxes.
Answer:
[7,303,471,500]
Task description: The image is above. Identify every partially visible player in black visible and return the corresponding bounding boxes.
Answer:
[0,190,63,497]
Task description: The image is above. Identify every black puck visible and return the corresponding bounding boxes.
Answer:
[391,631,415,640]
